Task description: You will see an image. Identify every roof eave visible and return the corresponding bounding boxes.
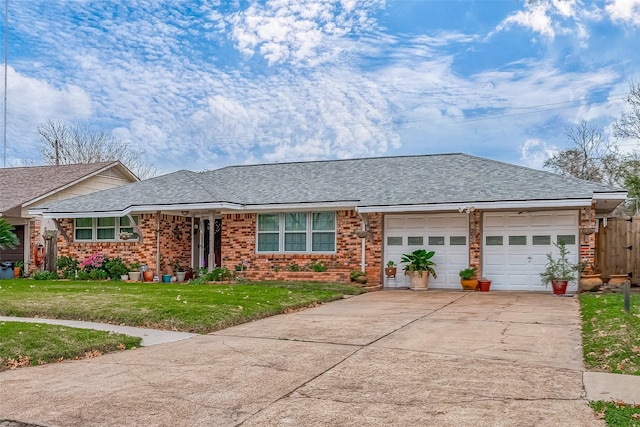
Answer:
[356,198,594,213]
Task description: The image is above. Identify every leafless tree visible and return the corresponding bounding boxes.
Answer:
[37,120,158,179]
[613,80,640,142]
[544,121,625,186]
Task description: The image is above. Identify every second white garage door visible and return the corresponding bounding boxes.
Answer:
[384,213,469,289]
[483,211,579,291]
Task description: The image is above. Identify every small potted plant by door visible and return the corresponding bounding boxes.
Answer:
[171,259,187,282]
[539,242,578,295]
[350,270,368,285]
[128,262,142,281]
[459,267,478,290]
[13,260,24,278]
[384,260,397,278]
[401,249,437,290]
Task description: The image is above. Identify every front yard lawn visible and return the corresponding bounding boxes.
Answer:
[581,292,640,426]
[0,279,363,371]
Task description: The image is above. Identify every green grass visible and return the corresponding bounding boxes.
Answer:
[580,293,640,375]
[581,292,640,426]
[590,401,640,426]
[0,279,363,370]
[0,279,364,334]
[0,321,141,371]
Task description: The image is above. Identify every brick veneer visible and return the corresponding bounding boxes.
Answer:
[56,213,191,275]
[222,210,383,285]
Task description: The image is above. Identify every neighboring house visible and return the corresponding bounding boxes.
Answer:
[0,162,138,272]
[30,154,626,291]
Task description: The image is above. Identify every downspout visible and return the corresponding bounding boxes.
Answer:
[156,211,161,279]
[357,212,372,273]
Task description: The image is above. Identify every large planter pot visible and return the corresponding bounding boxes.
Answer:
[128,271,141,282]
[143,270,154,282]
[176,271,187,282]
[409,271,429,290]
[579,274,602,292]
[13,267,21,278]
[607,274,628,287]
[551,280,568,295]
[478,279,491,292]
[460,279,478,291]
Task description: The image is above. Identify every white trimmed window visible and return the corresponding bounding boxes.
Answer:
[74,216,139,242]
[257,212,336,253]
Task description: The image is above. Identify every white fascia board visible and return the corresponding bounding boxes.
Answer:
[238,201,357,213]
[355,199,593,214]
[593,192,627,200]
[39,202,244,219]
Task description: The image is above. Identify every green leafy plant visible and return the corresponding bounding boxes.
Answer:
[539,242,578,286]
[350,270,366,281]
[32,270,58,280]
[459,267,477,280]
[288,263,300,272]
[386,260,396,268]
[89,269,108,280]
[0,217,19,250]
[105,258,129,279]
[129,262,142,272]
[309,260,327,272]
[401,249,437,278]
[170,259,184,273]
[57,256,79,279]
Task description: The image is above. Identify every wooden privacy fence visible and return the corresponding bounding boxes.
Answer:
[596,216,640,285]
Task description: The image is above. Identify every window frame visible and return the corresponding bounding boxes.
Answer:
[74,216,140,242]
[256,212,336,254]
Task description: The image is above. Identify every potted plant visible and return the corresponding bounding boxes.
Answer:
[171,259,187,282]
[13,260,24,278]
[539,242,578,295]
[578,262,602,292]
[350,270,368,285]
[478,277,492,292]
[384,260,397,278]
[459,267,478,291]
[141,264,154,282]
[128,262,142,281]
[401,249,437,290]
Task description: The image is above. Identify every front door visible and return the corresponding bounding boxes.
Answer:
[199,218,222,270]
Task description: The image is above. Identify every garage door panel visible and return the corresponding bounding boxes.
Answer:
[483,210,579,291]
[384,213,468,289]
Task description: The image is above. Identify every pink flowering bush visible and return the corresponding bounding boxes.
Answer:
[80,253,109,271]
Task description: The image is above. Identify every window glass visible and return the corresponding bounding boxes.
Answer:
[97,228,115,240]
[258,214,279,232]
[450,236,466,246]
[532,235,551,245]
[75,229,92,240]
[76,218,92,228]
[509,235,527,245]
[387,236,402,245]
[97,217,115,227]
[119,216,139,239]
[312,212,335,230]
[486,236,503,245]
[285,233,306,251]
[285,213,307,231]
[428,236,445,246]
[408,236,423,245]
[312,232,335,251]
[557,235,576,245]
[258,233,279,252]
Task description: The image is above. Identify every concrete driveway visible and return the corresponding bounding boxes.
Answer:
[0,291,602,426]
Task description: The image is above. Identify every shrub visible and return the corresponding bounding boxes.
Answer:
[310,260,327,272]
[81,253,109,271]
[33,270,58,280]
[105,257,129,279]
[57,256,79,279]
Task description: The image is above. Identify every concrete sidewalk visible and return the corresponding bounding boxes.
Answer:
[0,316,198,346]
[1,291,609,426]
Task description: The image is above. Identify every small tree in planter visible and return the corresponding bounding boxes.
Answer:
[401,249,437,290]
[458,267,478,290]
[539,242,579,295]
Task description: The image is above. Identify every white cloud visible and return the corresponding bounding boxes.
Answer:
[605,0,640,25]
[519,138,555,169]
[498,2,556,38]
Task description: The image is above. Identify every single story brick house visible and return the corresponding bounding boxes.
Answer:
[0,162,138,273]
[30,154,626,291]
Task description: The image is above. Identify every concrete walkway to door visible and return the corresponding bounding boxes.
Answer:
[0,291,602,426]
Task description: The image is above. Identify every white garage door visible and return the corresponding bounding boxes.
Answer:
[483,211,579,291]
[384,213,469,289]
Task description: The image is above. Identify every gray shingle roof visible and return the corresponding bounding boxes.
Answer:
[35,154,625,215]
[0,162,131,214]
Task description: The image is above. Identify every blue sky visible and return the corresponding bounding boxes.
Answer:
[1,0,639,175]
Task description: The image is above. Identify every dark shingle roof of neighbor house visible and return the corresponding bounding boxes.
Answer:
[0,161,135,214]
[34,154,625,215]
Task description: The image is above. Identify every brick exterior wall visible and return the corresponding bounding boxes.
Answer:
[221,210,383,285]
[579,203,597,271]
[55,213,191,275]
